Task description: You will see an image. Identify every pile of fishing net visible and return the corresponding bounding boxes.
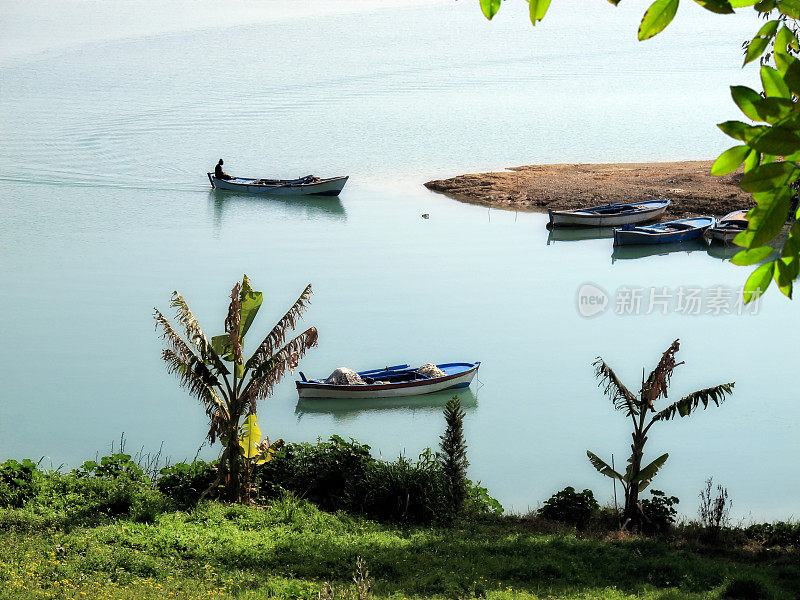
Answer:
[325,367,366,385]
[417,363,445,378]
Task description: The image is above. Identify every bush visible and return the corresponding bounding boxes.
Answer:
[74,453,147,481]
[257,435,372,512]
[256,437,487,524]
[539,487,599,530]
[0,459,39,508]
[641,490,679,535]
[157,460,217,507]
[362,450,450,524]
[721,576,775,600]
[743,521,800,548]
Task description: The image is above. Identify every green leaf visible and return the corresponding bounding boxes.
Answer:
[782,59,800,94]
[731,246,773,265]
[774,257,794,297]
[744,35,771,65]
[744,125,800,155]
[711,145,751,175]
[635,453,669,492]
[775,25,799,57]
[730,86,764,120]
[638,0,680,41]
[718,120,752,141]
[755,19,780,38]
[755,0,777,11]
[480,0,501,19]
[735,188,791,248]
[693,0,734,11]
[744,261,774,302]
[779,0,800,18]
[739,161,798,192]
[586,451,624,481]
[238,276,263,341]
[729,0,758,5]
[761,65,791,98]
[211,334,232,360]
[744,149,761,171]
[528,0,551,25]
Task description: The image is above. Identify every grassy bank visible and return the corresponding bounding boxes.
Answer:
[1,493,797,600]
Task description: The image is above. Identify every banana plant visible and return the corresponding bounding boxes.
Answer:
[587,340,734,530]
[238,414,284,503]
[154,275,317,502]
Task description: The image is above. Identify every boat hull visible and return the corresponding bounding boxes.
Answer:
[613,217,714,246]
[296,363,479,399]
[209,174,348,196]
[548,200,670,227]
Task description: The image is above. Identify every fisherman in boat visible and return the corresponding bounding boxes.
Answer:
[214,158,232,180]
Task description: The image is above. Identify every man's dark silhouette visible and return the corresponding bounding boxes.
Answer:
[214,159,232,180]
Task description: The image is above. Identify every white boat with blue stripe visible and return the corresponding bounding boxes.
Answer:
[296,362,480,399]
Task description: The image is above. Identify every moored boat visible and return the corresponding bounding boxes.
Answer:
[613,216,714,246]
[704,210,749,244]
[296,362,480,399]
[208,173,348,196]
[548,199,670,227]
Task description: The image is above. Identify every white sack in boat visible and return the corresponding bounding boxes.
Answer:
[418,363,445,378]
[325,367,365,385]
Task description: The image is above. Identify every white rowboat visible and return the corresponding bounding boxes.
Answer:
[208,173,348,196]
[548,199,670,227]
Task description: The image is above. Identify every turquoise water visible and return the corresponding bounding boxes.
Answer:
[1,1,797,519]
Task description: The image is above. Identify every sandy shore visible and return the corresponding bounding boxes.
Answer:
[424,161,751,220]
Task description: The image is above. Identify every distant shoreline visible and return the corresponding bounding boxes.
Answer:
[424,160,752,220]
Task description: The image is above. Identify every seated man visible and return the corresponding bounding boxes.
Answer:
[214,158,233,180]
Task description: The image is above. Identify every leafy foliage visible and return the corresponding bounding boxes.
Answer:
[0,459,39,508]
[154,276,317,502]
[74,453,147,481]
[157,460,218,507]
[587,340,733,530]
[538,486,599,530]
[640,489,680,535]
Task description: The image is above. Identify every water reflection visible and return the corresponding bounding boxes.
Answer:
[209,189,346,229]
[546,227,615,244]
[706,242,740,261]
[295,388,478,420]
[611,240,708,262]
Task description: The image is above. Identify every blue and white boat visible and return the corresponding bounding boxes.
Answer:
[548,199,670,227]
[296,362,480,399]
[704,210,749,244]
[613,216,715,246]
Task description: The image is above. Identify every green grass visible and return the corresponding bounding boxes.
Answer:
[0,495,797,600]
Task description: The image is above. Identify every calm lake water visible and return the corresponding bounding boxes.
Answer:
[1,0,797,520]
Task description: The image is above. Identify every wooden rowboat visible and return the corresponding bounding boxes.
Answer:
[613,216,715,246]
[704,210,749,244]
[548,199,670,227]
[296,362,480,399]
[208,173,348,196]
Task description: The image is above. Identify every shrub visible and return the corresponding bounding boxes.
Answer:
[362,450,450,524]
[699,477,730,542]
[74,453,146,481]
[0,459,39,508]
[721,576,774,600]
[743,521,800,548]
[539,487,599,529]
[257,435,372,512]
[157,460,217,507]
[641,490,679,535]
[465,482,504,517]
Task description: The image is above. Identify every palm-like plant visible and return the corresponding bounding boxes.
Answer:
[587,339,734,530]
[154,275,317,502]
